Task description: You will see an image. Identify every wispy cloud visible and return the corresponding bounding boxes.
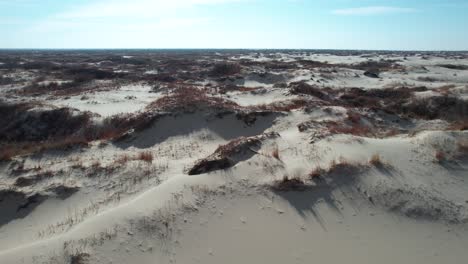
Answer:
[28,0,236,34]
[56,0,240,19]
[332,6,416,16]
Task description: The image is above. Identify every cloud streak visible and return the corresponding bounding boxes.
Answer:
[28,0,235,34]
[57,0,240,19]
[332,6,416,16]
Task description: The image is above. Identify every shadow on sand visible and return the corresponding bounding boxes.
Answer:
[114,112,281,149]
[273,165,399,230]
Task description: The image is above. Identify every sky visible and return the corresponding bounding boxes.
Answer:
[1,0,468,50]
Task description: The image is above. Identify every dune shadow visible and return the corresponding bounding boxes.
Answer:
[0,191,46,228]
[374,164,398,178]
[0,187,78,228]
[440,158,468,171]
[114,111,281,149]
[273,172,360,230]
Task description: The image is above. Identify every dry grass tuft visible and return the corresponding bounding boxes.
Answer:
[328,157,366,175]
[448,120,468,131]
[272,175,306,191]
[435,150,445,163]
[456,141,468,159]
[369,153,383,167]
[271,145,280,160]
[326,121,373,137]
[346,110,361,124]
[0,147,14,161]
[70,252,91,264]
[91,161,101,168]
[115,154,131,165]
[459,141,468,153]
[309,166,326,180]
[137,151,154,164]
[256,99,309,112]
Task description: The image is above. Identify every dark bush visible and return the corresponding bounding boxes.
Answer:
[210,63,241,76]
[0,76,15,85]
[289,82,327,99]
[437,64,468,70]
[66,67,121,83]
[402,96,468,120]
[0,102,92,142]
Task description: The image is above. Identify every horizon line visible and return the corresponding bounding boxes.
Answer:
[0,48,467,52]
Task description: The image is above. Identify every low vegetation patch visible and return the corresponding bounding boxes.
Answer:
[369,153,384,167]
[137,151,154,164]
[188,132,280,175]
[289,82,328,100]
[311,158,368,180]
[147,86,241,113]
[434,150,445,163]
[0,101,163,160]
[326,121,373,137]
[437,64,468,70]
[272,175,307,191]
[255,99,310,112]
[271,145,280,161]
[210,62,241,76]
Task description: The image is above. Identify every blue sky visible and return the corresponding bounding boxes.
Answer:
[1,0,468,50]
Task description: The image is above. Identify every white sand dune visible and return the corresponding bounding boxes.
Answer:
[1,51,468,264]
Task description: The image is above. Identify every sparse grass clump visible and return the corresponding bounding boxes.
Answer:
[0,147,14,161]
[369,153,383,167]
[309,166,326,180]
[115,154,131,165]
[137,151,154,164]
[113,152,154,166]
[435,150,445,163]
[458,141,468,153]
[346,110,361,124]
[275,158,369,192]
[70,252,91,264]
[456,141,468,159]
[328,157,366,175]
[448,120,468,131]
[91,161,101,168]
[271,145,280,160]
[256,99,309,112]
[326,121,373,137]
[272,175,306,191]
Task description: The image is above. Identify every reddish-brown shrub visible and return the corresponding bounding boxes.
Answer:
[271,145,280,160]
[137,151,154,164]
[457,141,468,155]
[0,147,14,161]
[272,175,306,191]
[435,150,445,163]
[346,111,361,124]
[326,121,372,137]
[448,120,468,131]
[309,166,325,179]
[147,86,241,112]
[115,154,130,165]
[328,158,365,174]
